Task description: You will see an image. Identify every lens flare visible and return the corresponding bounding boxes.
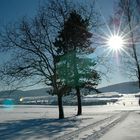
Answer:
[20,98,23,102]
[107,35,124,51]
[3,99,14,111]
[94,2,139,58]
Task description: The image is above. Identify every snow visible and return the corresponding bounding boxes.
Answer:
[99,111,140,140]
[0,104,140,140]
[0,82,140,139]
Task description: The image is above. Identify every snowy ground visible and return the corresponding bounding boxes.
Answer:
[0,104,140,140]
[99,111,140,140]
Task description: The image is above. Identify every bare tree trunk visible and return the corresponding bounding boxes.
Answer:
[138,74,140,88]
[132,43,140,88]
[76,87,82,115]
[57,95,64,119]
[127,10,140,88]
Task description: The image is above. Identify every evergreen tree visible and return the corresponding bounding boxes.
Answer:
[54,11,100,115]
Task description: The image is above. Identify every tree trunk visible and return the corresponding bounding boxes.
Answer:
[132,44,140,88]
[138,73,140,88]
[57,95,64,119]
[73,51,82,116]
[76,87,82,115]
[128,14,140,89]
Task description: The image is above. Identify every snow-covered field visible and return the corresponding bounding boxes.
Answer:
[99,111,140,140]
[1,81,140,140]
[0,103,140,140]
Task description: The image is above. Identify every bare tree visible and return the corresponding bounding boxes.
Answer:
[114,0,140,87]
[0,0,100,118]
[0,6,69,119]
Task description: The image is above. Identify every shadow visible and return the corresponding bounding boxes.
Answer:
[0,117,81,140]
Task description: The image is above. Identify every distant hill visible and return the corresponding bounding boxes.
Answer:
[0,88,50,100]
[98,81,140,94]
[1,81,140,100]
[0,81,140,105]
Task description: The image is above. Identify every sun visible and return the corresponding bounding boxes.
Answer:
[107,35,124,51]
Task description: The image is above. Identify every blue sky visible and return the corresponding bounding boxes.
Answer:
[0,0,39,26]
[0,0,132,89]
[0,0,113,26]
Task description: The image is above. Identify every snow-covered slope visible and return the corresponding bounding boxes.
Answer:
[99,81,140,94]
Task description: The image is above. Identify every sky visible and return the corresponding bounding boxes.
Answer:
[0,0,39,26]
[0,0,133,89]
[0,0,112,25]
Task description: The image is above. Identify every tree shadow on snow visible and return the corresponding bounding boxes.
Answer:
[0,117,81,140]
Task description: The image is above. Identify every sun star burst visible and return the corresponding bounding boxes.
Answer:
[107,35,125,52]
